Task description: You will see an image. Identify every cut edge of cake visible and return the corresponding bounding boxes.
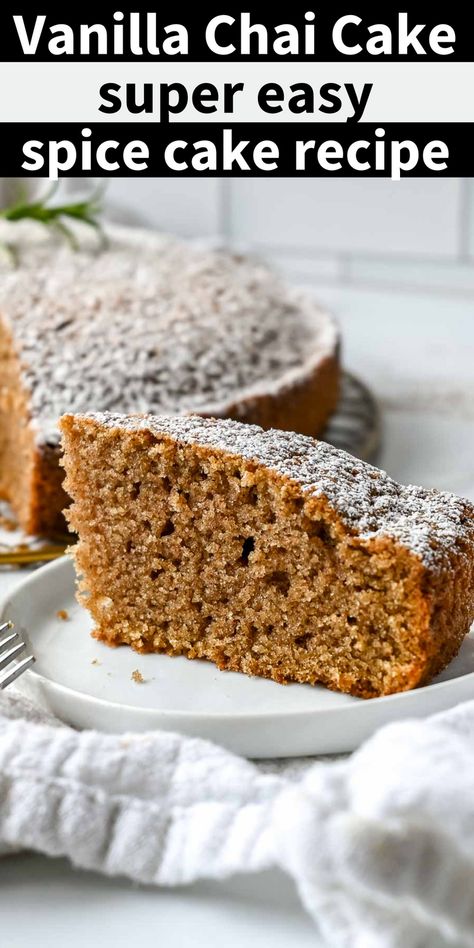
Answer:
[60,411,474,698]
[0,313,67,536]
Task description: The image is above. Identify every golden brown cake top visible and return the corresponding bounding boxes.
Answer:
[71,411,474,574]
[0,224,337,446]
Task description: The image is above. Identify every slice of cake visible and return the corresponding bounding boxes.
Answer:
[0,227,339,536]
[60,412,474,698]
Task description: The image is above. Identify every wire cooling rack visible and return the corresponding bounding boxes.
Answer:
[322,371,381,463]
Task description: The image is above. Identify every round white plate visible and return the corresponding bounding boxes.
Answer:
[2,557,474,758]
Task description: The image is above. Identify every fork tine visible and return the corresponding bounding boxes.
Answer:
[0,640,25,671]
[0,653,35,689]
[0,621,13,639]
[0,631,20,654]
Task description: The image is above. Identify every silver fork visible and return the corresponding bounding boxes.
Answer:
[0,621,35,689]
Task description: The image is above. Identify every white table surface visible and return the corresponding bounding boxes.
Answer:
[1,279,473,947]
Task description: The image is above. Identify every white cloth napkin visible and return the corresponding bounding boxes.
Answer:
[1,691,474,948]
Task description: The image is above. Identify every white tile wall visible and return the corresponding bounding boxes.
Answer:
[346,257,474,296]
[253,249,344,286]
[104,177,474,296]
[106,178,222,238]
[465,179,474,261]
[226,179,462,258]
[303,283,474,399]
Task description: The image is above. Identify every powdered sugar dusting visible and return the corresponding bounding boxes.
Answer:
[77,412,474,572]
[0,225,337,446]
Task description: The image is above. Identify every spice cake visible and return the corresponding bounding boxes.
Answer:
[0,225,339,535]
[60,412,474,698]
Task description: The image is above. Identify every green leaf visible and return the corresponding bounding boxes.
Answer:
[0,186,106,263]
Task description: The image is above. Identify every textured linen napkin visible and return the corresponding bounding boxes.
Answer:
[1,689,474,948]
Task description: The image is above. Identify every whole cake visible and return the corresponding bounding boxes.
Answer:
[0,225,339,535]
[60,412,474,698]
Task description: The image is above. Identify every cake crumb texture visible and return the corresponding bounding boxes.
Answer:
[60,412,474,698]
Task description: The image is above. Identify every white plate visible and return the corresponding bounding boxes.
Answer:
[2,557,474,758]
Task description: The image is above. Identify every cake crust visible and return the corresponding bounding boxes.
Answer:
[60,412,474,698]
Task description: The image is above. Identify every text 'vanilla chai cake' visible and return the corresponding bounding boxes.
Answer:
[0,225,339,536]
[60,412,474,698]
